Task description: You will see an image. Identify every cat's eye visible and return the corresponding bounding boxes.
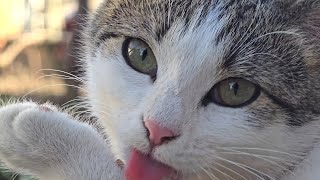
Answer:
[122,38,157,78]
[206,78,260,107]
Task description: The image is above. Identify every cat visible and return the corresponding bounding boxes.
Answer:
[0,0,320,179]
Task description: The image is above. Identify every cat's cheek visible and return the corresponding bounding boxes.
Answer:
[198,105,253,143]
[86,53,154,159]
[117,115,151,160]
[86,53,152,117]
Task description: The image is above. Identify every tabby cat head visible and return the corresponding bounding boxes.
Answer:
[83,0,320,179]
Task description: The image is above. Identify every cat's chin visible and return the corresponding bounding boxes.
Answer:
[124,149,179,180]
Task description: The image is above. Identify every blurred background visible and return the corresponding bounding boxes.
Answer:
[0,0,101,179]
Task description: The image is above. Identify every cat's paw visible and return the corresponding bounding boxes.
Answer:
[0,102,63,174]
[0,102,123,179]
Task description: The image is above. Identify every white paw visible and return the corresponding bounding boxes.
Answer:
[0,102,123,179]
[0,102,63,174]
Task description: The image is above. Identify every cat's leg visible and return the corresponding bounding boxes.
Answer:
[0,102,122,180]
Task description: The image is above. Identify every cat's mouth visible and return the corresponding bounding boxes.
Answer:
[124,149,179,180]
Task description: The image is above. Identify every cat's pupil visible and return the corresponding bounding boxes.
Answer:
[140,48,148,61]
[229,82,239,96]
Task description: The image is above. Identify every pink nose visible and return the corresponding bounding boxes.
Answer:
[144,120,177,146]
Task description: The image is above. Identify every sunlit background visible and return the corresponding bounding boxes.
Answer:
[0,0,101,179]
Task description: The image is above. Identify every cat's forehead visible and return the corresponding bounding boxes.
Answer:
[91,0,309,41]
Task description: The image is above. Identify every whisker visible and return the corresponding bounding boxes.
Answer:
[190,163,204,180]
[38,69,85,83]
[62,98,87,108]
[200,167,219,180]
[219,151,294,166]
[215,162,247,180]
[62,99,88,108]
[37,74,85,83]
[222,147,308,162]
[217,148,294,174]
[21,84,88,99]
[212,167,236,180]
[215,156,267,180]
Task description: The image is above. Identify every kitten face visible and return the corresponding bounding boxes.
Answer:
[84,0,320,179]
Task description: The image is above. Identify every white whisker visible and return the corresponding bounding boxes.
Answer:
[21,84,88,99]
[217,148,294,174]
[38,69,85,83]
[215,162,247,180]
[62,98,87,109]
[201,167,219,180]
[212,166,236,180]
[215,156,269,180]
[222,147,308,162]
[37,74,85,83]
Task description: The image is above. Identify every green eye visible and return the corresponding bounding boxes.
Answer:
[122,38,157,77]
[208,78,260,107]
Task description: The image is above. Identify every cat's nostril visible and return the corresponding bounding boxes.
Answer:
[144,120,178,146]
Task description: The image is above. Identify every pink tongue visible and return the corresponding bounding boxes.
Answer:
[125,150,176,180]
